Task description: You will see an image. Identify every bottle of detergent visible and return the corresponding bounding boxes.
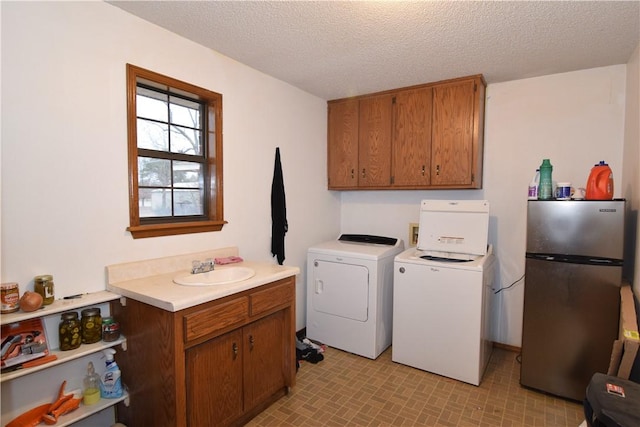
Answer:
[528,169,540,200]
[100,349,123,398]
[538,159,553,200]
[586,161,614,200]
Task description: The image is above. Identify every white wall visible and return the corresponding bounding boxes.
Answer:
[0,2,340,330]
[341,65,628,347]
[622,43,640,296]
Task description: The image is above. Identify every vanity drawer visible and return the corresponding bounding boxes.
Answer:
[249,278,294,318]
[184,296,249,342]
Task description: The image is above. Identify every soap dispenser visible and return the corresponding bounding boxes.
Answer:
[83,361,101,405]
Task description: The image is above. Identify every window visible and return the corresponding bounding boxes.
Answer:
[126,64,225,238]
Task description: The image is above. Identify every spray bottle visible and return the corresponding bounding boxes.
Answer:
[100,349,123,398]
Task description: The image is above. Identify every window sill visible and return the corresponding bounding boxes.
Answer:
[127,220,227,239]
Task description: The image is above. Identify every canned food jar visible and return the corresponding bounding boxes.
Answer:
[81,307,102,344]
[34,275,55,305]
[102,317,121,342]
[59,311,82,351]
[1,282,20,313]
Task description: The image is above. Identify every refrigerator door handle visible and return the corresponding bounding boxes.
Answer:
[526,252,623,266]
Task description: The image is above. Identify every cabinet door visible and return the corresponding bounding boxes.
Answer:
[392,87,433,186]
[358,94,392,187]
[243,311,286,410]
[431,79,477,186]
[186,329,243,426]
[327,100,359,188]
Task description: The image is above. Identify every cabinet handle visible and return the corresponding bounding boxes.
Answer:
[361,168,366,178]
[351,168,354,179]
[232,342,238,360]
[249,335,255,351]
[436,165,440,176]
[421,165,425,176]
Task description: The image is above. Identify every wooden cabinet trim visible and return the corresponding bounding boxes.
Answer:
[328,74,485,104]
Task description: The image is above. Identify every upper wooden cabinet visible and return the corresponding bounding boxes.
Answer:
[327,99,358,188]
[359,94,393,187]
[392,87,433,187]
[327,74,486,190]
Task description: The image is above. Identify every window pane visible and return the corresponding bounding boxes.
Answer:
[139,189,172,218]
[173,161,203,188]
[137,88,168,122]
[174,189,203,216]
[138,157,171,187]
[170,97,201,128]
[170,125,202,155]
[138,119,169,151]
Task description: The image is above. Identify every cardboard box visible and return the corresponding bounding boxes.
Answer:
[607,284,639,380]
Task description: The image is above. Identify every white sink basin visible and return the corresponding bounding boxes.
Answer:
[173,267,255,286]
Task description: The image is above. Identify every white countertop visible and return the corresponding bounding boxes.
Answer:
[107,261,300,312]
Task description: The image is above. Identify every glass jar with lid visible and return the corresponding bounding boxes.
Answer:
[102,317,121,342]
[59,311,81,350]
[34,275,54,305]
[81,307,102,344]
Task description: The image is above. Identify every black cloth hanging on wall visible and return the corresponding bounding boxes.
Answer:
[271,147,288,265]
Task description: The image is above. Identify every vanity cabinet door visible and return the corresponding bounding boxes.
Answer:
[243,310,286,411]
[186,328,244,426]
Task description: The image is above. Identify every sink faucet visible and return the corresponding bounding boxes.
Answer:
[191,259,215,274]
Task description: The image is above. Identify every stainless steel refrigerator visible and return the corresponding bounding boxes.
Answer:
[521,200,625,401]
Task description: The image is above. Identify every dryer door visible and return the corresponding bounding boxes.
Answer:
[311,260,369,321]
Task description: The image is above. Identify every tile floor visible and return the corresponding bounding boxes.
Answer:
[246,346,585,427]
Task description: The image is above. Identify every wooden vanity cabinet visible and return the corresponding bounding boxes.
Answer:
[111,277,296,427]
[327,74,485,190]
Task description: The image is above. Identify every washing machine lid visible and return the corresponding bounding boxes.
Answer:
[417,200,489,258]
[308,234,405,260]
[395,246,494,272]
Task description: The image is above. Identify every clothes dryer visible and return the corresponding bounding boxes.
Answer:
[306,234,404,359]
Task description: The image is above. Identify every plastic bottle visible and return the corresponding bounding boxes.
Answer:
[586,161,614,200]
[528,169,540,200]
[538,159,553,200]
[83,361,101,405]
[100,349,123,398]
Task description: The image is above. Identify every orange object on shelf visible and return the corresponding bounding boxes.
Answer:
[4,380,81,427]
[586,161,614,200]
[5,403,49,427]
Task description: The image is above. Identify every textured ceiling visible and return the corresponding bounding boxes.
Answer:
[108,1,640,100]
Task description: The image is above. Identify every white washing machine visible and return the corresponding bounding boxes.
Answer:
[392,200,496,386]
[306,234,404,359]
